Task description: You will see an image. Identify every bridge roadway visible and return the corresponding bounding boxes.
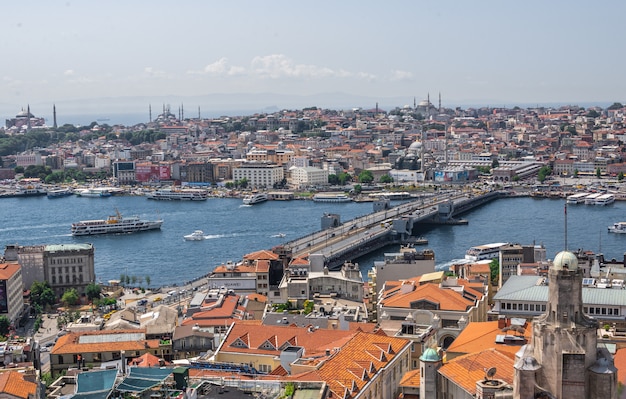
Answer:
[280,191,501,269]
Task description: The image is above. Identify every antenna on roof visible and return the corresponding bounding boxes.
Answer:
[484,367,497,381]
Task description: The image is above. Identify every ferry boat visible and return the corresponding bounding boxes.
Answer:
[465,242,509,261]
[312,193,352,203]
[242,192,268,205]
[595,194,615,206]
[583,193,602,204]
[184,230,206,241]
[608,222,626,234]
[145,188,208,201]
[47,187,74,198]
[566,192,588,204]
[75,188,112,198]
[71,210,163,236]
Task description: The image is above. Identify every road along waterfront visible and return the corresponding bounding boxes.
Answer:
[1,194,625,287]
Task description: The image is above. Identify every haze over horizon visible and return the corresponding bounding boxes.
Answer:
[3,0,626,125]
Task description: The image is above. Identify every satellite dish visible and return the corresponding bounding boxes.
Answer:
[485,367,497,380]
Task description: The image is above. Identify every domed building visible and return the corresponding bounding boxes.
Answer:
[5,105,45,131]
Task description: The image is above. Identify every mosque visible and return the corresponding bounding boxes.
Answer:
[5,105,46,131]
[419,249,618,398]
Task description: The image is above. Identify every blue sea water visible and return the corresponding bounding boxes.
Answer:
[0,195,624,287]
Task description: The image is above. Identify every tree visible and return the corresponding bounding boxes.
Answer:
[85,283,101,302]
[61,289,79,308]
[596,167,602,179]
[537,166,552,183]
[573,169,579,178]
[30,281,56,312]
[358,170,374,184]
[491,159,500,169]
[608,102,623,110]
[489,258,499,286]
[145,275,151,287]
[328,174,339,185]
[353,184,362,194]
[0,316,10,337]
[338,172,352,185]
[379,174,393,184]
[618,172,624,182]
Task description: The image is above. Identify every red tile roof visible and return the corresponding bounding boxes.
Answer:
[0,371,38,398]
[438,349,515,396]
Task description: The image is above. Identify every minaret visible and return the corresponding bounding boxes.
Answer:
[198,106,201,120]
[438,92,441,113]
[149,104,152,122]
[26,104,31,132]
[413,96,416,110]
[53,104,57,129]
[181,103,184,121]
[426,93,430,120]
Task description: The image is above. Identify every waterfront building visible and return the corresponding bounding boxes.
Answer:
[112,160,136,184]
[287,166,328,189]
[232,161,284,189]
[0,263,25,325]
[43,244,96,298]
[180,161,214,184]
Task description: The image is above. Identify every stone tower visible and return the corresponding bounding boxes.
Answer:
[514,250,617,399]
[419,347,441,399]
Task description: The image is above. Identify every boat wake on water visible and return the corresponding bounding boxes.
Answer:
[435,258,468,272]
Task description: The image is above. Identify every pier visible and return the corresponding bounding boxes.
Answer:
[275,190,503,269]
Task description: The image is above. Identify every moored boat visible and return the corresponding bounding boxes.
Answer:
[312,193,352,203]
[146,188,208,201]
[595,194,615,206]
[71,209,162,236]
[75,188,112,198]
[47,187,74,198]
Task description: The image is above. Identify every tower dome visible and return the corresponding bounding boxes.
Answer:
[552,250,578,271]
[420,347,440,362]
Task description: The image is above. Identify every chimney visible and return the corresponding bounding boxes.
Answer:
[498,316,507,329]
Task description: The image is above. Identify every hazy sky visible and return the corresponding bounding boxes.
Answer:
[2,0,626,115]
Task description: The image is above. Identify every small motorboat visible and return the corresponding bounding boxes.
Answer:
[271,233,286,238]
[414,236,428,245]
[184,230,206,241]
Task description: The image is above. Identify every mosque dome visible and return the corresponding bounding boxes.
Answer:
[552,250,578,271]
[16,109,34,118]
[418,99,431,107]
[420,348,440,362]
[408,141,422,151]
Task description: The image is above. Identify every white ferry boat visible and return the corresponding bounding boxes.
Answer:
[608,222,626,234]
[75,188,112,198]
[145,188,208,201]
[566,192,588,204]
[595,194,615,206]
[47,187,74,198]
[465,242,509,261]
[312,193,352,203]
[242,193,268,205]
[71,210,163,236]
[584,193,602,204]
